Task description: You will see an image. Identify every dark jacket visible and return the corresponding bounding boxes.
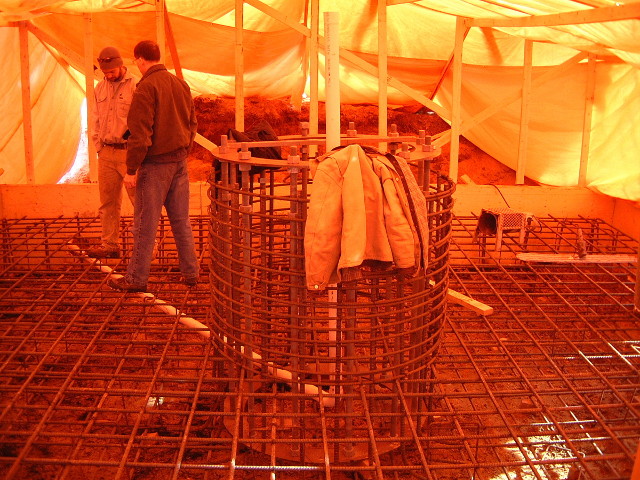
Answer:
[126,64,197,174]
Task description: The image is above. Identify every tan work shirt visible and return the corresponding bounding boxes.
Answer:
[92,69,138,152]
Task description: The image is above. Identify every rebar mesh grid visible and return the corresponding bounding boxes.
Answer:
[0,214,639,480]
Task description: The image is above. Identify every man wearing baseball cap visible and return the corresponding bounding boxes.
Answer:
[87,46,139,258]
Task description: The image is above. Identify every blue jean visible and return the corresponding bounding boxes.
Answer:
[125,157,198,286]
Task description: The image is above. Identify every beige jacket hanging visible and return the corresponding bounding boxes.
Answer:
[304,144,425,291]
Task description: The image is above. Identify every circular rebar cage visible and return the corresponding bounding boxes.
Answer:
[207,145,454,462]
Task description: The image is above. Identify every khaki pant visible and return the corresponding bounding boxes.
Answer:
[98,146,135,249]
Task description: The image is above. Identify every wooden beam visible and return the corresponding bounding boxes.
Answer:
[155,0,166,61]
[462,51,588,134]
[244,0,450,120]
[164,9,183,79]
[26,23,85,70]
[194,133,218,154]
[244,0,309,36]
[83,13,97,183]
[289,0,310,110]
[579,53,596,187]
[235,0,244,131]
[466,3,640,28]
[430,280,494,316]
[324,11,341,151]
[378,0,388,151]
[447,288,495,316]
[309,0,319,156]
[449,16,464,181]
[18,23,35,184]
[336,45,451,120]
[516,39,533,185]
[434,50,589,150]
[430,27,470,101]
[517,253,637,263]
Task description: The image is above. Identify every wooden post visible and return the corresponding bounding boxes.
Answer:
[155,0,166,61]
[83,13,97,182]
[377,0,388,152]
[324,11,340,151]
[309,0,319,157]
[18,23,35,184]
[579,53,596,187]
[164,9,182,79]
[235,0,245,132]
[449,16,464,182]
[516,39,532,185]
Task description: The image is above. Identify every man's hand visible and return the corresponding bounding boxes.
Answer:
[124,173,137,189]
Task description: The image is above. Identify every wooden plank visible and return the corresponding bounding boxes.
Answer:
[235,0,244,132]
[579,53,596,187]
[433,50,589,150]
[164,9,183,79]
[309,0,319,157]
[155,0,166,61]
[83,13,97,183]
[516,39,533,185]
[449,16,464,182]
[244,0,309,35]
[336,44,451,121]
[460,174,476,185]
[462,51,588,134]
[19,23,35,184]
[466,4,640,28]
[194,133,218,155]
[244,0,450,121]
[430,280,494,316]
[447,288,495,317]
[378,0,388,152]
[324,11,340,151]
[26,23,85,69]
[517,253,637,264]
[429,27,469,101]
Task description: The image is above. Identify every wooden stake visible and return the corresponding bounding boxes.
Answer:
[517,253,637,264]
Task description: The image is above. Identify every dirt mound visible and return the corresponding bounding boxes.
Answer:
[191,95,531,185]
[62,95,530,185]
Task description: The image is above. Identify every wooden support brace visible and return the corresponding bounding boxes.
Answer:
[195,133,219,155]
[517,253,637,264]
[447,288,495,316]
[430,280,494,316]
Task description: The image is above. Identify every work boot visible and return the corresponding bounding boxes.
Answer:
[107,276,146,292]
[183,276,198,288]
[86,245,120,259]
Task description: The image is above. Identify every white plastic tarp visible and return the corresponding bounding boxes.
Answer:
[0,0,638,204]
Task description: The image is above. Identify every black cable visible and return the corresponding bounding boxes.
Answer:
[491,184,511,208]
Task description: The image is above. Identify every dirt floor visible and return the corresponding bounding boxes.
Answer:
[189,95,538,185]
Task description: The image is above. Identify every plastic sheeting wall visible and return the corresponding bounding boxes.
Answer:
[0,28,84,184]
[0,0,638,203]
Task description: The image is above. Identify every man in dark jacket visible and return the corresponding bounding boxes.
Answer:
[108,40,198,292]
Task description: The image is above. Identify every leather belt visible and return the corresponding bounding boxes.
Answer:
[105,143,127,149]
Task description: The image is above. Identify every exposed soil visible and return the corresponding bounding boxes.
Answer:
[63,95,536,186]
[190,95,537,185]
